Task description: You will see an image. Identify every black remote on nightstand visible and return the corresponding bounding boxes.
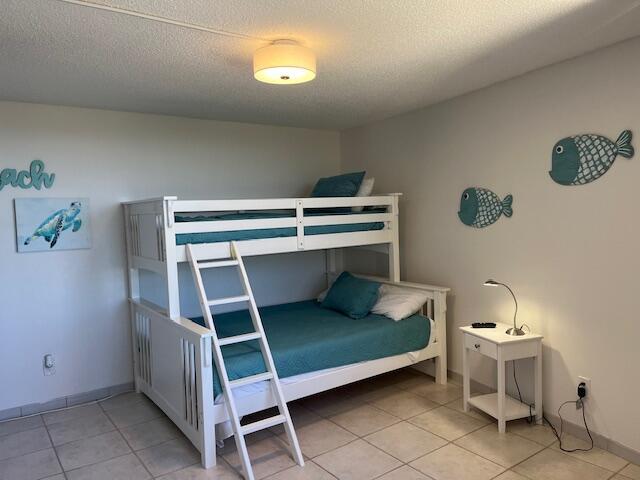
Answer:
[472,322,496,328]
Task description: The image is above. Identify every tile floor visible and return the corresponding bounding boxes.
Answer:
[0,369,638,479]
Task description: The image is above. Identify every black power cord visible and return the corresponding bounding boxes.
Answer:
[512,360,594,452]
[512,360,534,423]
[544,400,594,453]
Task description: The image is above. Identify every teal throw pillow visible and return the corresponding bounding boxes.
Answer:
[321,271,380,319]
[310,171,365,198]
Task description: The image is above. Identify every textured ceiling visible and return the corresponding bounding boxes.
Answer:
[1,0,640,129]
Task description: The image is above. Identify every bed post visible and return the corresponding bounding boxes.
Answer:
[434,290,448,385]
[197,336,217,467]
[388,193,401,282]
[325,249,343,286]
[123,204,142,393]
[163,197,181,320]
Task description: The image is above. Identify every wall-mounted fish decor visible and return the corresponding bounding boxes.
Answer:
[549,130,634,186]
[458,187,513,228]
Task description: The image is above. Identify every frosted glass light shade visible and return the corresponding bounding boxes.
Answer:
[253,40,316,85]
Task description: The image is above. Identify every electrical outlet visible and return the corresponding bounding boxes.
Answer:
[578,376,591,398]
[43,354,56,376]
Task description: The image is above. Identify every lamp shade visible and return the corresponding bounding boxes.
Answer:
[483,279,500,287]
[253,40,316,85]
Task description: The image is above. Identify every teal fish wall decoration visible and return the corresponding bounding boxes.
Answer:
[458,187,513,228]
[549,130,634,185]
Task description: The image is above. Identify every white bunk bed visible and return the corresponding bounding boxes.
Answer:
[122,194,450,469]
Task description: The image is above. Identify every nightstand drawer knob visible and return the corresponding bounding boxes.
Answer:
[474,343,480,349]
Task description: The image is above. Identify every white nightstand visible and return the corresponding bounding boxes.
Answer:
[460,324,543,433]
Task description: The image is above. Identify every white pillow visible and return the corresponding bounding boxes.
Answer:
[371,284,429,321]
[352,177,375,212]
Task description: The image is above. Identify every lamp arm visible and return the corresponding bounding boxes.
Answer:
[497,282,518,328]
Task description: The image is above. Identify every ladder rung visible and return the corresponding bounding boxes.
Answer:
[208,295,250,306]
[198,259,239,269]
[242,414,286,435]
[219,332,262,346]
[229,372,273,389]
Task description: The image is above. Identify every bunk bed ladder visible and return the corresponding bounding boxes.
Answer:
[186,241,304,480]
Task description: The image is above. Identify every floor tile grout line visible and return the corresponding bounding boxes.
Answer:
[282,409,452,474]
[46,413,119,449]
[358,427,449,466]
[307,458,340,480]
[503,427,556,448]
[41,404,105,427]
[549,438,631,473]
[98,394,149,414]
[115,422,157,479]
[351,393,546,478]
[450,434,537,472]
[49,424,119,450]
[62,451,133,477]
[322,406,405,440]
[403,410,488,444]
[373,462,439,480]
[57,427,197,478]
[0,422,47,440]
[505,443,600,479]
[41,417,66,479]
[274,383,466,469]
[0,441,60,464]
[104,409,165,431]
[55,429,133,473]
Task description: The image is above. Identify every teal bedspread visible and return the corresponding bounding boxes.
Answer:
[190,300,431,396]
[175,210,385,245]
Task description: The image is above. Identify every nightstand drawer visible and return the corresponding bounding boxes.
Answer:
[465,334,497,359]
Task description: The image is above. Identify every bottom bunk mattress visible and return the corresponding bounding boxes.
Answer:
[190,300,432,397]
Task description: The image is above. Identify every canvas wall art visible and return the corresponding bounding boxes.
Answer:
[458,187,513,228]
[549,130,634,185]
[15,198,91,252]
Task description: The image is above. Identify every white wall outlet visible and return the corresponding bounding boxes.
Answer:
[43,354,56,376]
[578,376,591,398]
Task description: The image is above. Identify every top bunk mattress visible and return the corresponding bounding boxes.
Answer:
[191,300,431,396]
[174,209,385,245]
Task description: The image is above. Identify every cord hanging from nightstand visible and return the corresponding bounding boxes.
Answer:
[512,360,594,452]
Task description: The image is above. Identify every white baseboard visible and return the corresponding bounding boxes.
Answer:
[0,382,134,421]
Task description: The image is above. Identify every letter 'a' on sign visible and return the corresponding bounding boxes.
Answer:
[0,160,55,191]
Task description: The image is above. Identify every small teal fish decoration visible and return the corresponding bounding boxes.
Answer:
[458,187,513,228]
[549,130,634,185]
[24,201,83,248]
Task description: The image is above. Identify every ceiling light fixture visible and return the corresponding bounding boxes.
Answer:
[253,40,316,85]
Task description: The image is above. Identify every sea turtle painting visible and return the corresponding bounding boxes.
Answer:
[24,201,83,248]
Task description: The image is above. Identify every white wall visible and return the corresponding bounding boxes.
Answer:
[0,102,339,411]
[341,37,640,452]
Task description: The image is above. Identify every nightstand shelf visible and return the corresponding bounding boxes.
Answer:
[468,393,536,421]
[460,323,543,433]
